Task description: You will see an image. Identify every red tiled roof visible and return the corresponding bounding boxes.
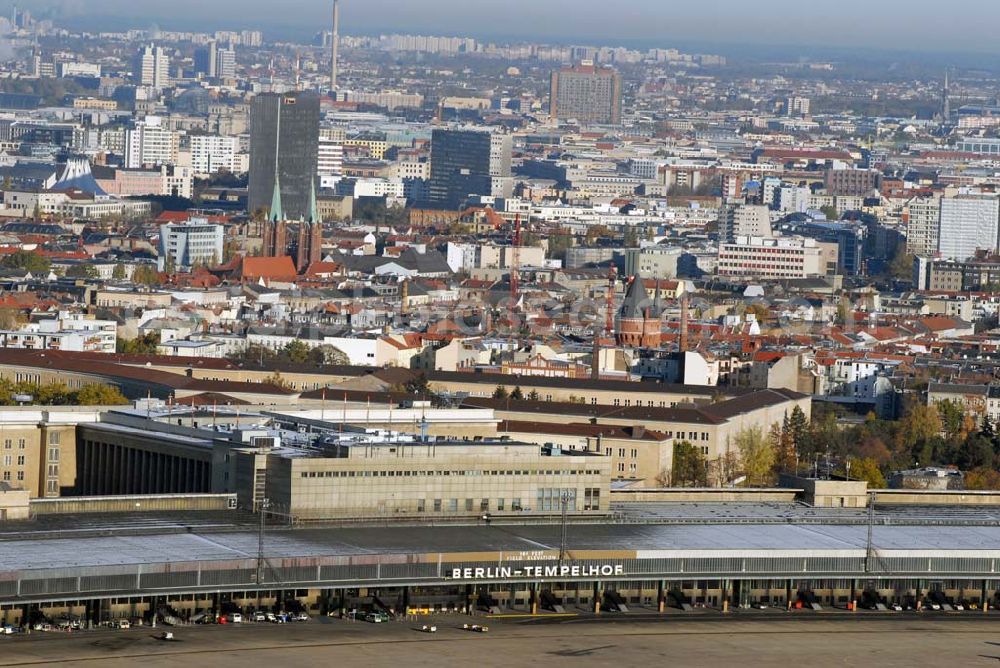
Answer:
[241,256,298,281]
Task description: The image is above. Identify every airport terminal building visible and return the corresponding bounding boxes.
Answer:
[2,505,1000,625]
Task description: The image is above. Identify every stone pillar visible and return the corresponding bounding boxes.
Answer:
[465,584,473,616]
[721,579,730,613]
[786,580,793,610]
[657,580,666,613]
[983,580,990,613]
[593,581,601,614]
[529,583,538,615]
[915,580,923,611]
[850,579,857,612]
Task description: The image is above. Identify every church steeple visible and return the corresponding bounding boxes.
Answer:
[269,97,284,222]
[269,175,284,222]
[308,177,319,223]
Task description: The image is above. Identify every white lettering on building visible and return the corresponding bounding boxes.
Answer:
[449,564,624,580]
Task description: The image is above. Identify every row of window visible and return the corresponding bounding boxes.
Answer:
[299,468,602,479]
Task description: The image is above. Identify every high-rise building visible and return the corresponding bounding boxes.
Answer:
[248,92,321,220]
[549,62,622,125]
[135,44,170,89]
[217,48,236,79]
[718,203,772,243]
[124,116,179,168]
[317,135,344,188]
[190,135,241,175]
[786,96,811,117]
[904,196,942,257]
[937,194,1000,261]
[194,40,218,78]
[428,128,512,209]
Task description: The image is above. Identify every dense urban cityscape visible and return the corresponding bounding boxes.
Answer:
[0,1,997,665]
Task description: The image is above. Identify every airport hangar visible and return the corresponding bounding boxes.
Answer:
[1,517,1000,623]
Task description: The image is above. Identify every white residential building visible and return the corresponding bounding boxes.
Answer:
[938,194,1000,261]
[317,136,344,188]
[0,313,117,353]
[158,221,225,271]
[135,44,170,89]
[717,236,823,279]
[125,117,180,168]
[190,135,242,175]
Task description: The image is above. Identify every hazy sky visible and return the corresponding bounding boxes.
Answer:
[23,0,1000,54]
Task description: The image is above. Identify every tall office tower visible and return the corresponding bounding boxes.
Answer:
[135,44,170,89]
[194,40,218,77]
[248,92,321,220]
[217,48,236,79]
[428,128,512,209]
[937,194,1000,261]
[718,203,773,243]
[904,196,942,257]
[785,96,811,117]
[549,61,622,125]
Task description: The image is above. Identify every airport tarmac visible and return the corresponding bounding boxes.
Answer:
[1,614,999,667]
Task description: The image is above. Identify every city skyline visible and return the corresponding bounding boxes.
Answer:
[20,0,1000,56]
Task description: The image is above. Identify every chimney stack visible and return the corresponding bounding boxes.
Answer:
[679,293,690,353]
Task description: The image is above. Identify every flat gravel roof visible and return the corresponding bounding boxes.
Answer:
[3,521,1000,573]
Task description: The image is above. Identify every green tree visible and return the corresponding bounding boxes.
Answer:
[526,389,541,401]
[402,373,430,395]
[73,384,128,406]
[898,403,942,451]
[131,265,161,286]
[934,399,967,440]
[282,340,312,364]
[736,425,775,486]
[819,204,839,221]
[0,308,23,330]
[116,332,160,355]
[65,264,98,279]
[492,385,509,399]
[546,229,574,260]
[842,456,886,488]
[510,386,524,400]
[263,371,292,390]
[671,441,708,487]
[787,406,809,453]
[229,343,277,366]
[770,422,795,475]
[1,250,50,274]
[112,263,126,280]
[965,467,1000,490]
[307,345,350,366]
[623,225,639,247]
[889,250,915,281]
